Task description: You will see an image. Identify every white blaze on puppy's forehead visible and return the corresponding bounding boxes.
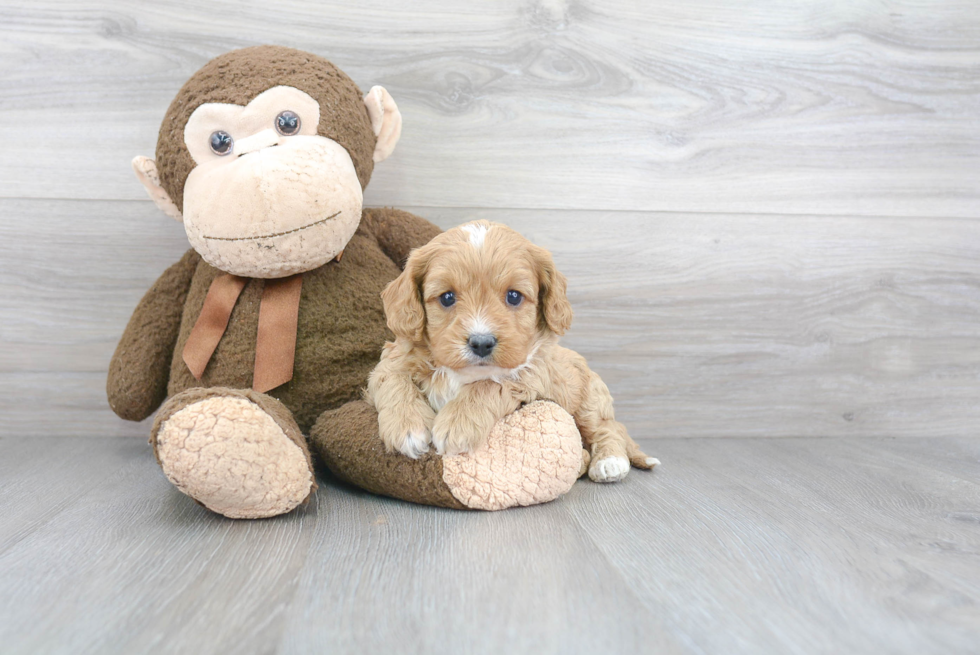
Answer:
[461,222,491,249]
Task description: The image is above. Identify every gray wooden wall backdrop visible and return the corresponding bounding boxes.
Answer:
[1,0,978,438]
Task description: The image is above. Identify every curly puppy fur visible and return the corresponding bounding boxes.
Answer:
[365,220,658,483]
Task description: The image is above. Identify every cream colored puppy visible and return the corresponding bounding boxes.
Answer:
[366,220,658,482]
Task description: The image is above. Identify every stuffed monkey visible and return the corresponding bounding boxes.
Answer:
[108,46,584,518]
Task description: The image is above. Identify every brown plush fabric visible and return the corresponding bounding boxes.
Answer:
[310,401,468,509]
[155,45,378,212]
[107,249,202,421]
[110,46,466,514]
[107,208,440,433]
[359,207,443,269]
[150,386,316,495]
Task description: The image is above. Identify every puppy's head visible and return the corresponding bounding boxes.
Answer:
[381,220,573,370]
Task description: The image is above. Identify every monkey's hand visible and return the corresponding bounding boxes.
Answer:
[432,380,518,456]
[107,249,200,422]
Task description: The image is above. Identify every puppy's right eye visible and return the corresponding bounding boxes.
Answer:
[439,291,456,308]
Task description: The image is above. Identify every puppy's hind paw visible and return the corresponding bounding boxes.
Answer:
[397,430,431,459]
[589,455,631,483]
[628,450,660,470]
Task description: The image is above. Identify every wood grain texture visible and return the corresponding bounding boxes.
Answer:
[0,436,976,654]
[1,0,978,216]
[566,437,980,654]
[3,199,979,439]
[278,481,680,654]
[0,438,318,654]
[3,3,978,653]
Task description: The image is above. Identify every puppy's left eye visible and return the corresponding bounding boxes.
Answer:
[506,290,523,306]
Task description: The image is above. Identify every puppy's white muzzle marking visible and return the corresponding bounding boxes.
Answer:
[465,312,495,337]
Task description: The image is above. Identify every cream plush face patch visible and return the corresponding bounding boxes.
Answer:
[180,86,363,278]
[183,86,321,163]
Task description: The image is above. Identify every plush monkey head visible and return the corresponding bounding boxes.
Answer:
[133,46,402,278]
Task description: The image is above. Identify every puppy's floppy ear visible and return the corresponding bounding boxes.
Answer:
[381,247,428,342]
[531,245,573,335]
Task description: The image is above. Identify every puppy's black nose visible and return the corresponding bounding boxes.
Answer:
[468,334,497,358]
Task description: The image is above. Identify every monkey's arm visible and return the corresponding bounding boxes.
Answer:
[360,207,441,269]
[107,249,201,422]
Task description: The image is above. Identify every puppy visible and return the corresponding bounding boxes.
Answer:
[366,220,659,483]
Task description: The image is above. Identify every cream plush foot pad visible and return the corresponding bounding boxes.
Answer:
[441,401,582,511]
[156,396,314,519]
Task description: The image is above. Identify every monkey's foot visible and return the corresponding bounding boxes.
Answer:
[151,388,316,519]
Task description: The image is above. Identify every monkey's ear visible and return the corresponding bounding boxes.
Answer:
[364,86,402,164]
[132,156,182,222]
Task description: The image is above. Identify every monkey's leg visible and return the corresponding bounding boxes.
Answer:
[151,387,316,519]
[309,400,467,509]
[310,400,584,510]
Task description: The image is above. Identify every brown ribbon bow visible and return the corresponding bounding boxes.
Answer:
[182,273,304,394]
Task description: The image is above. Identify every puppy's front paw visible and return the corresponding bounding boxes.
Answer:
[431,412,487,457]
[395,429,432,459]
[589,455,631,483]
[378,408,434,459]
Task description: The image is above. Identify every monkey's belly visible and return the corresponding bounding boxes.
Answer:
[167,229,401,433]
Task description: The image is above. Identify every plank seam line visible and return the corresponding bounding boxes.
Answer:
[2,197,979,222]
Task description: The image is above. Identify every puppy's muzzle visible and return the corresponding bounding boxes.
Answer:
[467,333,497,359]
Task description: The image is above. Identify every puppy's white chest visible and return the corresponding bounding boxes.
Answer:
[423,365,518,411]
[424,372,463,412]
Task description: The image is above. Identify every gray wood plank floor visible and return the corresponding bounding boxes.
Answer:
[0,436,977,654]
[2,1,979,653]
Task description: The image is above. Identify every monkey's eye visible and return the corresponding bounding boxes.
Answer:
[506,290,523,306]
[439,291,456,308]
[275,110,301,136]
[209,131,234,156]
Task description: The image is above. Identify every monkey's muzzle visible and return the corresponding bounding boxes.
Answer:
[181,136,364,278]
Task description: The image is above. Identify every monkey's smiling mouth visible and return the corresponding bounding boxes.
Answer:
[201,211,341,242]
